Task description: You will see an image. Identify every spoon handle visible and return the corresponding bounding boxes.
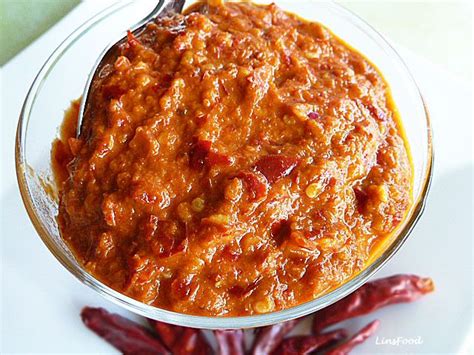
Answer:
[137,0,186,29]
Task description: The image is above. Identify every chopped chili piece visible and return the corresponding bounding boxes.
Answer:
[214,329,245,355]
[102,84,126,100]
[254,155,299,183]
[81,307,170,354]
[141,217,187,258]
[325,320,380,355]
[229,275,263,298]
[353,186,369,213]
[189,139,212,170]
[365,104,386,121]
[313,275,434,332]
[272,329,347,355]
[251,319,300,355]
[126,30,141,47]
[148,319,212,355]
[234,171,268,200]
[270,219,292,246]
[307,112,320,120]
[207,151,232,166]
[190,139,232,169]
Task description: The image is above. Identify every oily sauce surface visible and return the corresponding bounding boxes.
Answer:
[53,2,412,316]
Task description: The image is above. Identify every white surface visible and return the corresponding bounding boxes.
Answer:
[1,1,472,354]
[340,1,473,82]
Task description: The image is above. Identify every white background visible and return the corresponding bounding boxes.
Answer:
[341,1,472,82]
[1,1,472,353]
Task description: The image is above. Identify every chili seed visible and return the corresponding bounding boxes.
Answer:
[177,202,192,222]
[305,181,323,198]
[191,197,205,212]
[254,296,275,313]
[133,61,148,72]
[114,56,131,71]
[206,214,230,225]
[137,74,152,87]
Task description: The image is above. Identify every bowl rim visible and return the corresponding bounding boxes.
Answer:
[15,0,433,329]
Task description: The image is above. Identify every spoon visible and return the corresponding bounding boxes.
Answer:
[76,0,186,137]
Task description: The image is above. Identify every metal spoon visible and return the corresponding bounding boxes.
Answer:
[76,0,186,137]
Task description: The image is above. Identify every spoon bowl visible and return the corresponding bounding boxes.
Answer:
[77,0,186,137]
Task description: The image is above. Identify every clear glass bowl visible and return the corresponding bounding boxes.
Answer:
[16,0,433,329]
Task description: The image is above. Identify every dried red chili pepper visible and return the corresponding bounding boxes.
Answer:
[82,274,434,354]
[214,329,245,355]
[325,320,380,355]
[81,307,170,355]
[313,274,434,332]
[272,328,348,355]
[148,319,212,355]
[251,319,300,355]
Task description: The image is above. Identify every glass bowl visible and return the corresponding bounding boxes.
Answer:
[15,0,433,329]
